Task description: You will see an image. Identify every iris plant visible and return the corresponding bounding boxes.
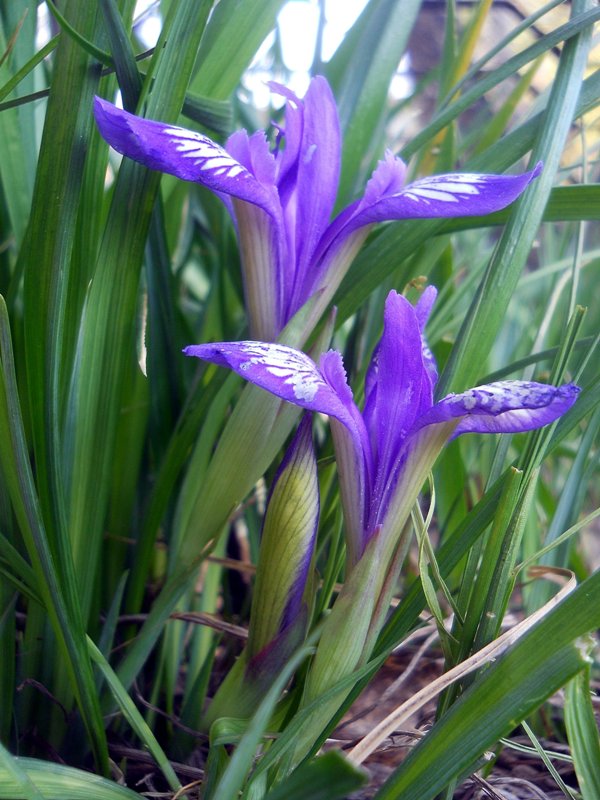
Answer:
[185,288,579,722]
[184,288,579,570]
[94,78,541,342]
[189,287,579,736]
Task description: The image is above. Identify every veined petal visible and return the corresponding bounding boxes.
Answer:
[93,97,277,213]
[226,128,277,187]
[320,350,373,566]
[292,77,341,282]
[363,292,433,530]
[347,162,543,225]
[183,340,352,422]
[365,292,435,449]
[362,150,407,204]
[416,380,580,435]
[415,285,439,387]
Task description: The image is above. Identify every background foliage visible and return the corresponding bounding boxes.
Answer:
[0,1,599,797]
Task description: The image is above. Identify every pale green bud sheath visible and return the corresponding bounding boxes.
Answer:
[202,416,319,726]
[247,415,320,660]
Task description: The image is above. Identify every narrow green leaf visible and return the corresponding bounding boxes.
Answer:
[99,0,142,108]
[0,17,34,245]
[0,756,144,800]
[0,297,108,770]
[211,642,316,800]
[375,568,600,799]
[334,65,600,326]
[565,664,600,800]
[67,0,212,626]
[437,0,596,396]
[325,0,422,205]
[87,640,182,794]
[45,0,113,66]
[0,35,57,103]
[191,0,287,100]
[400,5,600,163]
[521,720,578,799]
[456,467,522,658]
[264,751,367,800]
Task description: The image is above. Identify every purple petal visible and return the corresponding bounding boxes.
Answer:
[319,351,372,566]
[362,150,407,205]
[225,128,277,188]
[364,292,434,452]
[415,285,437,329]
[93,97,276,213]
[269,82,304,191]
[415,286,439,387]
[363,292,434,528]
[416,380,580,435]
[292,78,341,275]
[184,340,351,421]
[348,163,543,225]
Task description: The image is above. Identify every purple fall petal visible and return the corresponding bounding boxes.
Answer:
[349,162,543,226]
[93,97,276,213]
[184,340,352,423]
[417,380,580,436]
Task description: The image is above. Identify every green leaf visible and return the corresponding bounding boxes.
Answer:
[210,641,316,800]
[263,751,367,800]
[191,0,287,100]
[325,0,423,206]
[565,663,600,800]
[0,297,108,771]
[374,568,600,799]
[66,0,212,627]
[0,16,34,245]
[87,639,182,794]
[437,0,596,396]
[399,4,600,163]
[333,54,600,327]
[0,743,46,800]
[440,185,600,232]
[0,754,144,800]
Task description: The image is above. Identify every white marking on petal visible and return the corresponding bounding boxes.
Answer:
[239,343,325,402]
[407,188,460,203]
[162,125,250,180]
[304,143,317,164]
[428,181,479,195]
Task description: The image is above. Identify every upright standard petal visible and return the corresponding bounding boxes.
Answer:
[363,292,434,531]
[289,77,341,288]
[93,97,277,213]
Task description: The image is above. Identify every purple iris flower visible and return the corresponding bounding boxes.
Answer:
[184,288,579,568]
[94,78,541,341]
